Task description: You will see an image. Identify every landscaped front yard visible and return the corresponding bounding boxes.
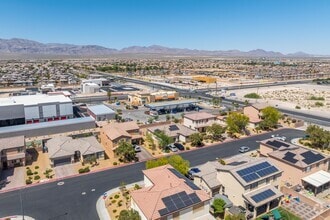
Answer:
[105,183,142,220]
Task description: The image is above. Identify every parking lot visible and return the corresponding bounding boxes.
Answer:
[107,101,221,124]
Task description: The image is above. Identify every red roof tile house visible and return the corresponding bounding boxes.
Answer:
[243,103,268,128]
[131,165,212,220]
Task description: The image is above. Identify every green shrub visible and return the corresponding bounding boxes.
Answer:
[26,167,30,169]
[186,147,190,150]
[113,209,117,213]
[315,101,324,107]
[114,194,120,199]
[134,184,141,190]
[34,175,40,180]
[34,171,38,175]
[26,169,33,176]
[26,179,32,184]
[244,93,261,99]
[295,106,301,109]
[111,199,117,204]
[35,166,39,169]
[113,162,118,166]
[309,96,325,101]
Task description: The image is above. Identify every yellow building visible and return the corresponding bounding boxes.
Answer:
[128,91,179,106]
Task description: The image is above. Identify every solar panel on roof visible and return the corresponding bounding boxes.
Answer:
[242,173,259,183]
[251,189,276,203]
[237,161,279,183]
[266,140,290,148]
[159,208,169,216]
[257,166,279,177]
[169,125,179,131]
[166,204,177,213]
[301,151,325,165]
[185,180,201,190]
[175,201,185,209]
[168,168,184,179]
[282,152,298,164]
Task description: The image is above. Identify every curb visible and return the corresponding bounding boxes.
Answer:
[0,127,295,194]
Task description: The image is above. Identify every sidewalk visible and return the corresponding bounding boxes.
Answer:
[96,181,144,220]
[1,216,35,220]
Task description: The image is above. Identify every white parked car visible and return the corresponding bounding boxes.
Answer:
[239,146,250,153]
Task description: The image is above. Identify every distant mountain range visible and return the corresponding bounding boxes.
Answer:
[0,38,314,57]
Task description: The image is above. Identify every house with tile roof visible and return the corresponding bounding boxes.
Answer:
[216,156,283,218]
[0,136,26,173]
[46,136,104,167]
[259,138,330,188]
[100,121,142,150]
[130,165,212,220]
[183,112,217,132]
[243,103,268,128]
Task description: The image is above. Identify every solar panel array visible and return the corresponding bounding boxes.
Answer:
[169,125,179,131]
[168,167,201,190]
[236,161,279,183]
[251,189,276,203]
[301,151,325,165]
[266,140,290,149]
[282,152,298,164]
[159,192,201,216]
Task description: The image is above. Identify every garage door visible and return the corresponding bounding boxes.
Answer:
[53,157,71,166]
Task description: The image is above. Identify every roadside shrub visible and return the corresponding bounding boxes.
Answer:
[113,162,118,166]
[28,176,32,180]
[219,159,226,165]
[26,179,32,184]
[78,166,90,174]
[186,147,190,150]
[34,171,38,175]
[26,169,33,176]
[295,106,301,109]
[134,184,141,190]
[292,119,297,123]
[114,194,120,199]
[34,175,40,180]
[35,166,39,169]
[315,101,324,107]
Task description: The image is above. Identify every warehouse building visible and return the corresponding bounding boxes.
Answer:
[0,94,73,127]
[87,104,116,121]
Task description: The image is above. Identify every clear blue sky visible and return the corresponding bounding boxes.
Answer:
[0,0,329,54]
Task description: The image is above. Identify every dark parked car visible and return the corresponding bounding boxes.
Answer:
[173,142,185,151]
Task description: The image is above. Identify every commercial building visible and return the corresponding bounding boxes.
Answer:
[0,136,26,172]
[0,94,73,127]
[81,78,109,87]
[131,165,212,220]
[0,117,95,139]
[128,91,179,106]
[259,138,330,187]
[145,99,199,112]
[183,112,217,132]
[100,121,142,150]
[46,136,104,167]
[87,104,116,121]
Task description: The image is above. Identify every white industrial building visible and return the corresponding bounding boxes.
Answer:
[81,82,100,94]
[0,94,73,127]
[81,78,109,87]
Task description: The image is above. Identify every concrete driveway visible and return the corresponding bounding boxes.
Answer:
[0,167,25,191]
[54,164,77,179]
[136,147,154,161]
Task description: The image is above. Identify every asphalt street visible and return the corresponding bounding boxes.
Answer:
[0,128,305,220]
